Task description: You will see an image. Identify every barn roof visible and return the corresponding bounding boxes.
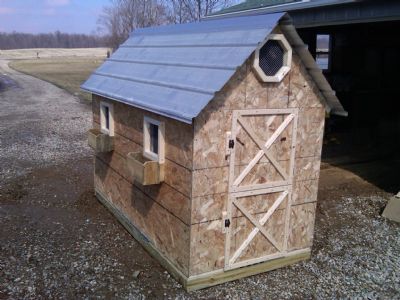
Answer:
[82,13,346,124]
[212,0,357,17]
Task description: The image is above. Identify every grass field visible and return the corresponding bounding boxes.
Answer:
[9,56,104,101]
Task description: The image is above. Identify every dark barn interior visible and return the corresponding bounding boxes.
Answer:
[299,20,400,160]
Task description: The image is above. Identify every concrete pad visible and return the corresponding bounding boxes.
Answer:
[382,193,400,222]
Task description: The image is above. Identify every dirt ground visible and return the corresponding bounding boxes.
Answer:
[0,58,399,299]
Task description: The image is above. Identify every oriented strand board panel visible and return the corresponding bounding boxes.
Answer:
[296,107,325,158]
[191,193,227,224]
[190,220,225,275]
[288,54,325,110]
[94,158,190,275]
[288,203,317,251]
[292,179,319,205]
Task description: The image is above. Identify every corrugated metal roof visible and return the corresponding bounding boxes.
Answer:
[82,12,346,123]
[215,0,303,15]
[81,13,284,123]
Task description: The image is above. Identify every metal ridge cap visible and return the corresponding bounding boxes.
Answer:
[130,12,284,36]
[119,43,259,48]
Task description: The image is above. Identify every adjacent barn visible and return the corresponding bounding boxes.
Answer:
[82,12,346,291]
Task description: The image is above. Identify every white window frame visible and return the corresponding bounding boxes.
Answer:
[100,101,114,136]
[253,33,292,83]
[143,116,165,163]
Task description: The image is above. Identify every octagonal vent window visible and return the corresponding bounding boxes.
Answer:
[259,40,284,76]
[253,34,292,83]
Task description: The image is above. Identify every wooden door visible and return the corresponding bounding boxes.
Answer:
[224,108,298,270]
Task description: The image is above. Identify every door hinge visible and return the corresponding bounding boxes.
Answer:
[228,139,234,149]
[224,219,231,228]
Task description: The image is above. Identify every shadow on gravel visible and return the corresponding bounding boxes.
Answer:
[0,74,19,92]
[338,158,400,194]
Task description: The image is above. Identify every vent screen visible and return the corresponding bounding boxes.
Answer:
[259,40,284,76]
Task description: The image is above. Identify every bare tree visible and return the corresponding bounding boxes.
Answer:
[98,0,237,49]
[169,0,234,23]
[98,0,170,49]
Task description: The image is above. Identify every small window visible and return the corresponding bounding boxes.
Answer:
[100,101,114,136]
[143,116,165,163]
[316,34,331,71]
[104,106,110,129]
[149,123,159,154]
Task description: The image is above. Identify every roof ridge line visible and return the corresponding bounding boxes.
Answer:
[93,71,216,96]
[120,43,258,49]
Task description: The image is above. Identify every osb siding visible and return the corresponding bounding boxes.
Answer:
[189,51,325,275]
[95,158,190,275]
[92,95,193,276]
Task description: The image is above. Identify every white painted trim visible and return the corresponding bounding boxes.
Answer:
[100,101,114,136]
[253,34,292,83]
[235,108,298,115]
[143,116,165,163]
[232,185,289,198]
[225,108,299,271]
[231,181,290,193]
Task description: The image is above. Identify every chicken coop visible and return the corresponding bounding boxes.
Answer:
[82,12,346,291]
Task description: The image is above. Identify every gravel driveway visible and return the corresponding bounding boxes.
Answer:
[0,59,399,299]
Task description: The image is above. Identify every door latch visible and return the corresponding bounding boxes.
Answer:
[228,139,234,149]
[225,132,233,158]
[222,211,229,233]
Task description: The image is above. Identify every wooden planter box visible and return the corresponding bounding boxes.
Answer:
[88,128,114,153]
[127,152,164,185]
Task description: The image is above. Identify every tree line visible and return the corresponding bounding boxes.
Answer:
[0,0,236,50]
[0,31,109,50]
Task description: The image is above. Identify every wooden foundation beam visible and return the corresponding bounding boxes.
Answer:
[186,249,310,291]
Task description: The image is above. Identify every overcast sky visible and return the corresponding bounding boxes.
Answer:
[0,0,109,34]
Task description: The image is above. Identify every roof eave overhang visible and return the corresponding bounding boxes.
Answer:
[279,16,348,117]
[80,85,195,124]
[205,0,360,20]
